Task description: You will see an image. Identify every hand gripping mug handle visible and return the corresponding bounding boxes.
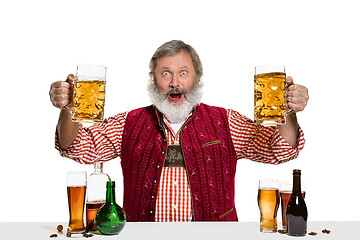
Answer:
[62,74,75,111]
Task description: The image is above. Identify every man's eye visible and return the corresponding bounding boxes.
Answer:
[163,72,170,76]
[180,71,187,75]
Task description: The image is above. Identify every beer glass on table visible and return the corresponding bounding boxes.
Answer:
[257,179,280,233]
[254,65,290,126]
[68,63,107,123]
[67,171,87,237]
[280,182,306,230]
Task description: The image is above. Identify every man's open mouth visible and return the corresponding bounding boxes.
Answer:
[168,93,183,102]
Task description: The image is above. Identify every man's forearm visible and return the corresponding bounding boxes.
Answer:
[56,109,80,150]
[277,113,299,148]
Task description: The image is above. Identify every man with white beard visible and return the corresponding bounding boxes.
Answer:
[50,40,309,222]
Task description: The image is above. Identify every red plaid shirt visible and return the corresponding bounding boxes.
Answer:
[55,108,305,221]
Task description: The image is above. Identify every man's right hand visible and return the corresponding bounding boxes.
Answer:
[49,74,75,109]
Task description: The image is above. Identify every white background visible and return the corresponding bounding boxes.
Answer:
[1,0,359,222]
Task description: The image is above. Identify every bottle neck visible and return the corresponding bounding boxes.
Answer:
[292,174,302,194]
[106,181,116,203]
[94,162,104,173]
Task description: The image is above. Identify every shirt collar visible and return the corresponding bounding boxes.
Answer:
[154,106,196,138]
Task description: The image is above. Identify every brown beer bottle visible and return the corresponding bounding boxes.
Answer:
[286,169,308,236]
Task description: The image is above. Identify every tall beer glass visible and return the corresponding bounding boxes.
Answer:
[67,171,87,237]
[257,179,280,233]
[70,63,107,123]
[254,65,287,125]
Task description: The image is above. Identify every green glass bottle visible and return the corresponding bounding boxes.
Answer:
[94,181,126,235]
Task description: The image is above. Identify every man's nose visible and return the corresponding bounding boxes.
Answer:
[170,75,180,88]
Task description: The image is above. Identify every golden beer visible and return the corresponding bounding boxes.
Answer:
[72,80,106,123]
[67,186,86,234]
[257,187,280,232]
[254,71,286,125]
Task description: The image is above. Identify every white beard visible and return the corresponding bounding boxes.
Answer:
[147,79,203,123]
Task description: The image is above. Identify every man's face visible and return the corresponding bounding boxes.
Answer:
[154,51,196,104]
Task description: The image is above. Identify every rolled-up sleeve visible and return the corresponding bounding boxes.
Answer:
[55,112,128,164]
[227,109,305,164]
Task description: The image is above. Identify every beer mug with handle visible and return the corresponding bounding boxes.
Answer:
[254,65,292,126]
[67,63,107,123]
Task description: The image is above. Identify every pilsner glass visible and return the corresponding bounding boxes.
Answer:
[254,65,288,126]
[257,179,280,233]
[69,63,107,123]
[67,171,87,237]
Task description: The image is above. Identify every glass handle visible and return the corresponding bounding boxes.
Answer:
[285,81,294,116]
[285,108,294,115]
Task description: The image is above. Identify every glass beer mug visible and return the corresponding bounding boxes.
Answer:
[67,63,107,123]
[254,65,292,126]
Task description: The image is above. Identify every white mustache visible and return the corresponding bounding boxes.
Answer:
[147,80,204,123]
[165,88,187,97]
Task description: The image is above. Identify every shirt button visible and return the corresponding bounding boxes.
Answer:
[151,195,155,199]
[161,151,165,154]
[153,180,157,184]
[156,165,160,169]
[149,210,153,215]
[163,138,167,142]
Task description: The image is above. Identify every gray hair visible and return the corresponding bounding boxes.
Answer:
[149,40,203,82]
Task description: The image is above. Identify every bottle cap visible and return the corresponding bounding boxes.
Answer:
[293,169,301,175]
